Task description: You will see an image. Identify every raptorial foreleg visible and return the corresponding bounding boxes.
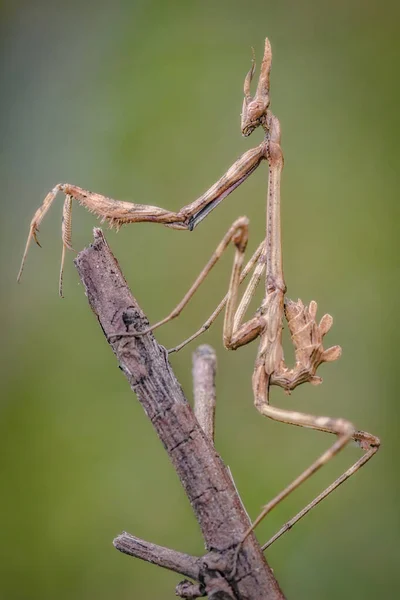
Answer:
[18,143,266,292]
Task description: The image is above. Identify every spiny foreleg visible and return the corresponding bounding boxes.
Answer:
[17,182,185,287]
[17,143,266,293]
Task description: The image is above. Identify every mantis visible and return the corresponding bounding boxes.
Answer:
[18,38,380,550]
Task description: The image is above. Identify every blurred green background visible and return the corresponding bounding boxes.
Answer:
[1,1,399,598]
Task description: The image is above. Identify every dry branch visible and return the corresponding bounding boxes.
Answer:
[74,228,285,600]
[193,345,217,443]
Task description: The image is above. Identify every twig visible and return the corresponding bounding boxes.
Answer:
[74,228,285,600]
[193,345,217,443]
[113,532,200,580]
[192,345,250,525]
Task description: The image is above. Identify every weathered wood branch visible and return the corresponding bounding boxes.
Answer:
[193,345,217,443]
[113,532,201,580]
[74,228,285,600]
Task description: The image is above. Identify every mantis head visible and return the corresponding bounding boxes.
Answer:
[241,38,272,137]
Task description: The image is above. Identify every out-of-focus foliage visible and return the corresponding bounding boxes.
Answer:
[1,1,398,598]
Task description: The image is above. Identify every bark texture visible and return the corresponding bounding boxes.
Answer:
[74,228,285,600]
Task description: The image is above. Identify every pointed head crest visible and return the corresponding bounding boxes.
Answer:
[241,38,272,137]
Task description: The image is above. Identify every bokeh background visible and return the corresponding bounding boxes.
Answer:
[1,1,399,598]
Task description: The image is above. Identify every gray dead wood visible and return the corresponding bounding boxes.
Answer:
[192,345,217,443]
[74,228,285,600]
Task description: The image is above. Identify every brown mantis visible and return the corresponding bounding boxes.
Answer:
[18,38,380,551]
